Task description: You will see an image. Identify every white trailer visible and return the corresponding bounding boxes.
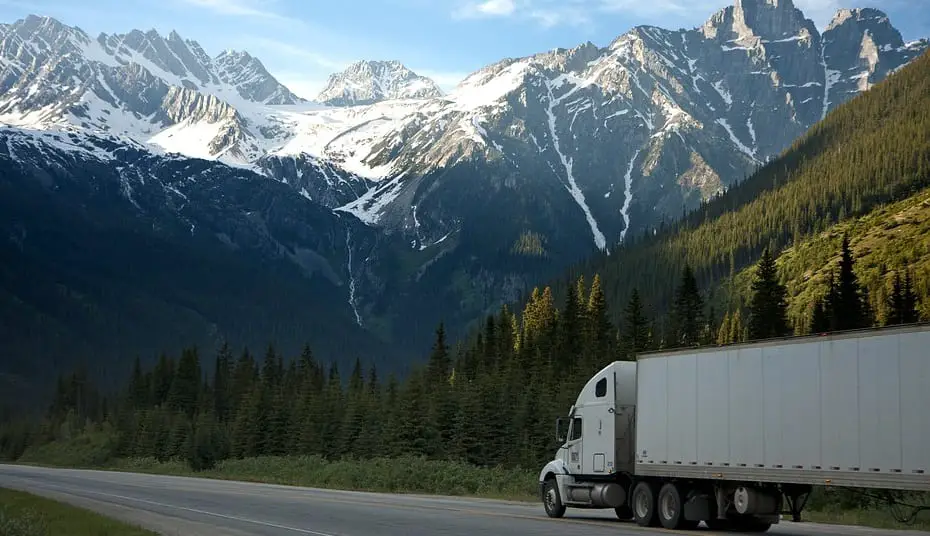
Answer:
[538,323,930,532]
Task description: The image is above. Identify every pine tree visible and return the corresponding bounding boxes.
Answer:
[167,348,201,418]
[728,308,745,343]
[622,289,649,357]
[717,312,732,345]
[747,248,790,340]
[128,357,149,410]
[902,270,919,323]
[671,264,704,347]
[834,235,869,330]
[213,342,233,423]
[586,274,612,370]
[427,324,451,384]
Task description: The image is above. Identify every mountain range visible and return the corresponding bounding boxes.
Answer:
[1,0,927,399]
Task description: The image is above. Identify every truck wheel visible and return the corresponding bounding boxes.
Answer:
[657,482,698,530]
[542,477,566,518]
[631,481,659,527]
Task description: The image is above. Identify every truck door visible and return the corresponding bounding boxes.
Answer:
[567,416,583,473]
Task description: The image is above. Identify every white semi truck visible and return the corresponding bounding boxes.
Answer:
[538,323,930,532]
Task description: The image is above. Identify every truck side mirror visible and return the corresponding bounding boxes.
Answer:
[555,417,567,443]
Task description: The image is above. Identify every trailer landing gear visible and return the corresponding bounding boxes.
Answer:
[782,484,812,523]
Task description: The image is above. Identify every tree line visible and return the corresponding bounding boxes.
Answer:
[1,234,922,471]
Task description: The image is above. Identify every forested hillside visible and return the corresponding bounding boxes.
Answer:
[567,49,930,334]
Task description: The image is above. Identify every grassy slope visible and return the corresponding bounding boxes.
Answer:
[0,487,157,536]
[723,186,930,328]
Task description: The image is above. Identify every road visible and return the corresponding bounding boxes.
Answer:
[1,465,927,536]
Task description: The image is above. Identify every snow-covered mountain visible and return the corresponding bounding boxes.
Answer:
[316,60,444,106]
[0,1,928,379]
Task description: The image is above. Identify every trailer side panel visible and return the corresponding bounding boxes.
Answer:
[634,326,930,491]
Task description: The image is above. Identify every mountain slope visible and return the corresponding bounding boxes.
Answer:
[0,127,399,404]
[560,46,930,334]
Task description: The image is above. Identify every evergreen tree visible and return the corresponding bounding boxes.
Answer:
[747,248,790,340]
[586,274,612,369]
[213,342,233,422]
[888,269,921,325]
[167,348,201,418]
[717,312,732,345]
[810,296,830,334]
[622,289,650,357]
[833,235,869,331]
[671,265,704,347]
[902,270,920,323]
[427,324,451,384]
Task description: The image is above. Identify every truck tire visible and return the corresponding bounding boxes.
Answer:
[631,481,659,527]
[542,477,566,518]
[657,482,699,530]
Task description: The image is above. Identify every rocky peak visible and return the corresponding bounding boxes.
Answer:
[826,8,904,50]
[316,60,443,106]
[702,0,816,44]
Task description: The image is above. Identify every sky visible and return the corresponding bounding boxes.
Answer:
[1,0,927,99]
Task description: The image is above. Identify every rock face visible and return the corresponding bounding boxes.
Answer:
[316,60,445,106]
[0,3,927,387]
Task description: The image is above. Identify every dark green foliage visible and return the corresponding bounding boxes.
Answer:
[621,289,650,357]
[670,265,704,347]
[747,248,790,340]
[834,235,870,331]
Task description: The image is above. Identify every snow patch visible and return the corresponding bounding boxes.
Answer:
[716,118,756,161]
[544,76,607,251]
[619,149,641,243]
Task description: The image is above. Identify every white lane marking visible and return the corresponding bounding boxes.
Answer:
[26,481,340,536]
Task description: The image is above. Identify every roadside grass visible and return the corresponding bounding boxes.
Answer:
[0,487,157,536]
[17,429,118,468]
[802,508,930,532]
[110,455,540,501]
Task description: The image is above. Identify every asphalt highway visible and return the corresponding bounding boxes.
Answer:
[1,465,927,536]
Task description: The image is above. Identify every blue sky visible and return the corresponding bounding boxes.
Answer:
[1,0,927,99]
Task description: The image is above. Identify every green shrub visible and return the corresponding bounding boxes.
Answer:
[18,429,118,467]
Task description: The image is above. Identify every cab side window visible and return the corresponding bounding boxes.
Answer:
[570,417,582,441]
[595,377,607,397]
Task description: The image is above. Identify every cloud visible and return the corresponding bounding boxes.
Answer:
[454,0,516,19]
[451,0,678,28]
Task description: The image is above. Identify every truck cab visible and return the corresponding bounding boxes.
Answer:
[538,361,638,518]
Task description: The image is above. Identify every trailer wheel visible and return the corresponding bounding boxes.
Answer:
[631,481,659,527]
[542,477,565,518]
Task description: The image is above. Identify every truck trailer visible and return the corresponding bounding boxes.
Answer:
[538,323,930,532]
